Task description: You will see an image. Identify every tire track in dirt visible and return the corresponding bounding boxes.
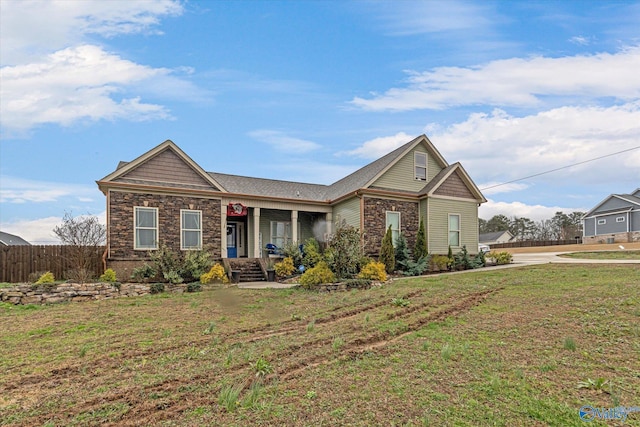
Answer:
[278,287,501,380]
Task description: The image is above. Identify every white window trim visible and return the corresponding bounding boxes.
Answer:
[181,209,203,250]
[270,221,291,248]
[616,217,625,223]
[414,151,427,181]
[386,211,401,247]
[597,219,606,225]
[448,213,461,247]
[134,206,158,250]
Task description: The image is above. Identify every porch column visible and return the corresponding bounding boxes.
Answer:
[291,210,298,243]
[253,208,261,258]
[326,212,332,238]
[221,206,227,258]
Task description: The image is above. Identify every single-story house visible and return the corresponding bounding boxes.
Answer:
[479,230,514,246]
[582,188,640,244]
[97,135,486,279]
[0,231,31,246]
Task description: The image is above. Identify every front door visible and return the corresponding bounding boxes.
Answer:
[226,222,246,258]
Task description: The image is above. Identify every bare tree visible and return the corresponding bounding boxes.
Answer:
[53,212,106,282]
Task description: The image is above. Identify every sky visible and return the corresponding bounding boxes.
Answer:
[1,0,639,244]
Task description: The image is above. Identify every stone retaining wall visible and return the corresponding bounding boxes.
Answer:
[0,282,193,305]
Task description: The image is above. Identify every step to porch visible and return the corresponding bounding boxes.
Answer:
[226,259,266,282]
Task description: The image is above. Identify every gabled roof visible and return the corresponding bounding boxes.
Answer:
[418,162,487,202]
[0,231,31,246]
[479,231,514,243]
[97,140,226,193]
[583,190,640,218]
[209,172,329,201]
[325,134,448,200]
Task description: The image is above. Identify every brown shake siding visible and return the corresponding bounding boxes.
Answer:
[363,197,419,256]
[108,191,222,260]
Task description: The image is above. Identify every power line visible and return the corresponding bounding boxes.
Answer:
[480,145,640,191]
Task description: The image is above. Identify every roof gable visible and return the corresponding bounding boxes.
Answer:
[98,140,225,192]
[0,231,31,246]
[584,191,640,217]
[419,163,486,202]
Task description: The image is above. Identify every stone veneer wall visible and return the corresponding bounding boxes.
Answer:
[582,231,640,245]
[363,197,419,256]
[108,191,222,280]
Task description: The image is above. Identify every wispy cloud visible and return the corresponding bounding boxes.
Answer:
[350,46,640,111]
[0,175,99,204]
[479,199,586,222]
[337,132,414,159]
[248,130,321,153]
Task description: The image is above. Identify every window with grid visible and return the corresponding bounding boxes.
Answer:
[415,152,427,181]
[134,207,158,250]
[448,214,460,247]
[181,210,202,250]
[270,221,291,248]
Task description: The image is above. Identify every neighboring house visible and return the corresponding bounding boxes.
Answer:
[479,230,514,246]
[0,231,31,246]
[582,188,640,244]
[97,135,486,277]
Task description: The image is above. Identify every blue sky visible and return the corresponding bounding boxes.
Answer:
[1,0,639,243]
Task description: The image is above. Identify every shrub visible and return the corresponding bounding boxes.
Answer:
[149,283,165,294]
[150,244,181,283]
[299,261,336,287]
[453,246,474,270]
[99,268,117,282]
[186,282,202,293]
[163,270,183,284]
[281,242,303,268]
[358,261,387,281]
[35,271,55,285]
[275,257,296,277]
[402,256,429,276]
[200,264,229,284]
[65,268,93,283]
[379,225,395,274]
[28,271,47,284]
[414,218,428,260]
[180,249,213,282]
[302,237,322,269]
[429,255,450,271]
[394,233,410,271]
[131,263,157,282]
[489,251,513,265]
[326,220,364,279]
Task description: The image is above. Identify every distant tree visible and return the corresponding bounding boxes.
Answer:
[478,218,488,234]
[510,216,538,241]
[485,215,511,233]
[379,225,395,274]
[414,218,428,260]
[53,212,106,282]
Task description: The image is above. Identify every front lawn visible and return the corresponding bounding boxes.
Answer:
[560,250,640,260]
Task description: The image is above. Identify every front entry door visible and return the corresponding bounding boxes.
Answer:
[226,222,246,258]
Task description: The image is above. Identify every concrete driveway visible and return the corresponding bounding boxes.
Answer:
[511,251,640,265]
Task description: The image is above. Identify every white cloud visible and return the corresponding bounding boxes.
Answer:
[338,132,414,159]
[431,103,640,187]
[0,175,99,204]
[569,36,591,46]
[0,0,183,64]
[350,46,640,111]
[248,130,321,153]
[478,182,529,196]
[479,199,586,222]
[0,211,106,245]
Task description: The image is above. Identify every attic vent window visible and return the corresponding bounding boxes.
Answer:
[415,152,427,181]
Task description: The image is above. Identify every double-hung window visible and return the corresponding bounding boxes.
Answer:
[448,214,460,247]
[386,211,401,247]
[181,210,202,250]
[134,207,158,250]
[415,152,427,181]
[270,221,291,248]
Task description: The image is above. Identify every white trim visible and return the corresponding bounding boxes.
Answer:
[448,213,461,247]
[616,216,625,223]
[134,206,158,250]
[180,209,203,250]
[414,151,427,181]
[597,219,606,225]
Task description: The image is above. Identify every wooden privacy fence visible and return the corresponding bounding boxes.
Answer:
[0,245,105,283]
[490,239,581,249]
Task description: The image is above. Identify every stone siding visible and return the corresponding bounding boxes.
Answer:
[582,231,640,245]
[363,197,419,256]
[108,191,221,279]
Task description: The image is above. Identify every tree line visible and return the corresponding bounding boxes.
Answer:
[479,211,585,241]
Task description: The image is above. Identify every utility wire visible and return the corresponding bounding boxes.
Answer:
[480,145,640,191]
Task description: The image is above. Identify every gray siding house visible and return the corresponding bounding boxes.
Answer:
[582,188,640,244]
[97,135,486,279]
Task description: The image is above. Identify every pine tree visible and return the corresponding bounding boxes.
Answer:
[379,225,395,274]
[414,218,427,260]
[394,232,410,271]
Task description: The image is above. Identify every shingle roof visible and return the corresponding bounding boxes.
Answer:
[0,231,31,246]
[209,172,329,201]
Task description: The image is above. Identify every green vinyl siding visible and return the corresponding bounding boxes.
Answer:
[333,197,360,229]
[427,197,479,255]
[372,144,445,191]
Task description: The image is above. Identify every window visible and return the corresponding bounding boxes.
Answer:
[270,221,291,248]
[135,207,158,250]
[449,214,460,247]
[415,152,427,181]
[181,210,202,250]
[597,219,606,225]
[386,211,401,247]
[616,217,625,223]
